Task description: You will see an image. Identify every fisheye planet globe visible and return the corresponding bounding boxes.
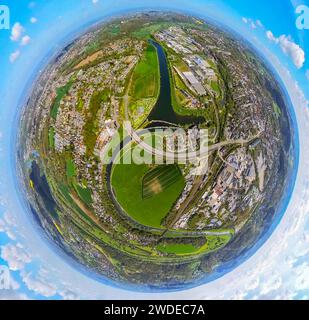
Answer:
[17,11,296,290]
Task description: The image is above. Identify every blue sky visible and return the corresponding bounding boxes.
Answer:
[0,0,309,300]
[0,0,308,101]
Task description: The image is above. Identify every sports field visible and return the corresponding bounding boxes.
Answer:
[111,162,185,228]
[130,43,159,99]
[142,165,183,199]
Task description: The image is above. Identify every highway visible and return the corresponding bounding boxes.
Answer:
[124,120,261,163]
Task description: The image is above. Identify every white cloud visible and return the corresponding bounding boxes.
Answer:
[250,21,257,29]
[242,18,262,29]
[30,17,38,24]
[9,50,21,63]
[21,35,31,46]
[260,273,283,295]
[244,18,305,69]
[0,212,17,240]
[0,211,80,299]
[0,290,29,300]
[294,263,309,291]
[10,23,24,42]
[256,20,263,28]
[266,31,305,69]
[0,234,76,298]
[0,11,308,300]
[278,35,305,69]
[21,271,57,297]
[266,30,277,42]
[59,290,80,300]
[0,265,20,291]
[1,243,31,271]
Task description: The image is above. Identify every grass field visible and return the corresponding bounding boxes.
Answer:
[63,155,92,206]
[142,165,183,199]
[273,102,282,119]
[48,128,55,149]
[51,81,73,119]
[66,158,75,179]
[130,43,159,100]
[157,243,197,254]
[83,89,110,156]
[156,234,231,256]
[111,160,185,228]
[132,22,173,39]
[74,183,92,206]
[211,81,220,94]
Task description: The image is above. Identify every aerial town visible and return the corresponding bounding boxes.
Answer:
[18,12,291,288]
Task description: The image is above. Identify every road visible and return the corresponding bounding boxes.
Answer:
[124,120,261,163]
[122,72,261,164]
[122,76,261,233]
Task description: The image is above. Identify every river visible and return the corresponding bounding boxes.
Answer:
[147,39,204,126]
